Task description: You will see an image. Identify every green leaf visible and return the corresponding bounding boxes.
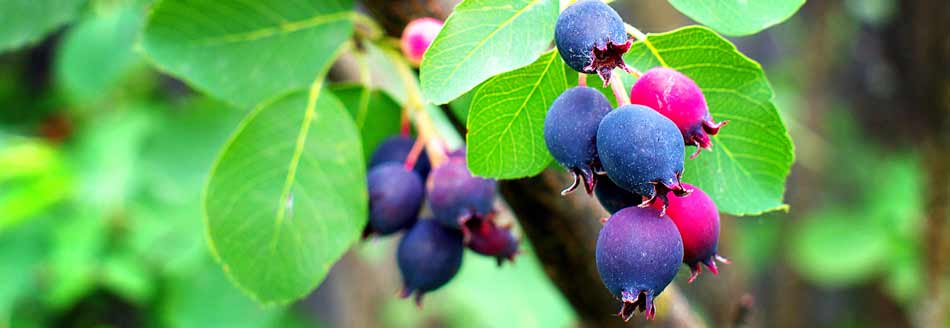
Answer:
[141,0,354,108]
[420,0,558,104]
[330,84,402,160]
[203,84,366,304]
[668,0,804,36]
[0,0,86,53]
[623,26,794,215]
[466,50,566,179]
[55,2,146,105]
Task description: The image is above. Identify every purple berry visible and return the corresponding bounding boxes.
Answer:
[594,176,642,214]
[369,135,431,178]
[596,104,690,213]
[464,218,519,266]
[401,17,443,66]
[544,87,612,195]
[555,0,632,84]
[427,160,496,231]
[596,206,683,321]
[397,219,464,306]
[656,183,729,283]
[629,67,727,159]
[364,163,424,237]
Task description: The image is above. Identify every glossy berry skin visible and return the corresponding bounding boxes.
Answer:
[597,105,691,213]
[594,176,642,214]
[401,17,443,66]
[427,160,496,231]
[398,219,464,306]
[544,87,612,195]
[369,135,431,178]
[596,206,683,321]
[364,163,424,237]
[656,184,729,283]
[629,67,727,158]
[464,218,519,266]
[555,0,632,84]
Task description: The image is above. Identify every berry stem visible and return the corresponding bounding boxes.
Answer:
[609,76,630,106]
[389,49,448,167]
[349,12,384,41]
[624,23,648,42]
[578,73,588,87]
[404,137,425,171]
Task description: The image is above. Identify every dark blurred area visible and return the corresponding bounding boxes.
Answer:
[0,0,947,327]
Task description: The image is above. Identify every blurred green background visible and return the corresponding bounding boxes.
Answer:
[0,0,947,327]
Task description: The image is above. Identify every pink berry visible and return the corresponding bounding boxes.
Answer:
[401,17,443,66]
[655,183,730,283]
[629,67,727,159]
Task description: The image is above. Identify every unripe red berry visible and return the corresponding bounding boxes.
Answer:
[655,183,730,283]
[629,67,727,158]
[401,17,443,66]
[464,218,519,266]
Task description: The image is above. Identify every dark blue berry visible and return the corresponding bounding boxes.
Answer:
[427,160,495,231]
[594,176,642,214]
[544,86,612,195]
[369,135,431,178]
[397,219,464,306]
[555,0,632,84]
[596,104,690,213]
[596,206,683,321]
[364,162,424,237]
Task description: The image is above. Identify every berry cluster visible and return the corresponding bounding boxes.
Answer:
[364,135,518,306]
[548,0,729,321]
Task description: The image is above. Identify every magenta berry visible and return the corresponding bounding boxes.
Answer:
[594,176,642,214]
[401,17,443,66]
[464,218,519,266]
[596,206,683,321]
[597,105,691,213]
[364,163,424,237]
[555,0,632,84]
[397,219,464,306]
[656,183,730,283]
[543,87,612,195]
[629,67,728,158]
[370,135,431,178]
[427,160,496,231]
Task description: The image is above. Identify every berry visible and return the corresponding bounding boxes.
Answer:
[427,160,496,231]
[401,17,443,66]
[543,87,612,195]
[596,104,690,213]
[656,184,730,283]
[369,135,431,178]
[596,206,683,321]
[594,176,641,214]
[555,0,632,84]
[398,219,464,305]
[364,163,424,237]
[464,218,519,266]
[629,67,727,158]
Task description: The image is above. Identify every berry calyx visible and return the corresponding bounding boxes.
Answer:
[596,206,683,321]
[655,183,730,283]
[426,159,496,232]
[596,104,691,214]
[401,17,443,66]
[397,219,464,306]
[629,67,728,158]
[555,0,632,85]
[464,217,519,266]
[364,162,424,237]
[543,86,612,195]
